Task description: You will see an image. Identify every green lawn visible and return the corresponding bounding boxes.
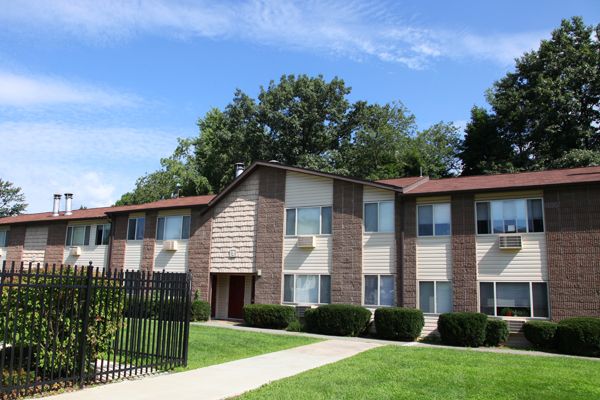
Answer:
[238,345,600,400]
[178,325,320,371]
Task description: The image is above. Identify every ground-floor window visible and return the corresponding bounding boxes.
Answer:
[418,281,452,314]
[283,274,330,304]
[364,275,395,306]
[479,282,549,318]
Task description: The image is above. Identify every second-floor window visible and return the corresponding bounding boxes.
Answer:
[0,231,7,247]
[364,201,394,233]
[156,215,191,240]
[66,225,91,246]
[417,203,451,236]
[95,224,111,245]
[127,217,145,241]
[285,207,332,236]
[476,199,544,234]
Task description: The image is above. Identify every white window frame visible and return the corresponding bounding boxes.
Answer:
[478,281,550,319]
[417,280,453,314]
[363,201,395,233]
[65,225,91,246]
[127,217,145,241]
[475,198,545,235]
[156,215,191,241]
[363,274,396,307]
[282,274,331,305]
[417,203,451,237]
[95,224,111,246]
[285,206,332,237]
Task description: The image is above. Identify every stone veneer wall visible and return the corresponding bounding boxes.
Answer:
[451,193,478,312]
[140,211,157,273]
[188,208,213,301]
[331,180,363,305]
[108,215,128,270]
[254,167,286,304]
[44,223,67,265]
[544,184,600,320]
[5,225,26,267]
[397,195,417,308]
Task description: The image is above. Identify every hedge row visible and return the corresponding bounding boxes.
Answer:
[524,317,600,357]
[437,312,509,347]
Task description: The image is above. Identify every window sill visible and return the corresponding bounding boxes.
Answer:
[363,231,395,235]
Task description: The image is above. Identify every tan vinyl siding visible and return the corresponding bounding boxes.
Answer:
[421,315,440,337]
[63,221,110,268]
[22,226,48,264]
[283,236,331,273]
[157,209,191,217]
[362,233,396,274]
[124,242,142,271]
[210,174,259,273]
[215,274,229,319]
[244,275,253,305]
[363,186,394,203]
[416,196,451,204]
[154,240,188,272]
[475,190,543,201]
[416,237,452,280]
[477,233,547,281]
[285,171,333,208]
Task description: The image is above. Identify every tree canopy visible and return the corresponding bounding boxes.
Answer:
[0,179,27,217]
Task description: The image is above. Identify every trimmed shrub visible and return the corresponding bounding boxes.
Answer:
[304,304,371,337]
[523,321,558,349]
[556,317,600,357]
[286,320,305,332]
[374,307,424,341]
[437,312,488,347]
[243,304,296,329]
[191,300,211,321]
[485,319,509,346]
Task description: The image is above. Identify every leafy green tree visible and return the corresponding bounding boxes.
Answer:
[0,179,27,217]
[407,122,462,178]
[550,149,600,169]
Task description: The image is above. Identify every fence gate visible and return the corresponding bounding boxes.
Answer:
[0,261,191,399]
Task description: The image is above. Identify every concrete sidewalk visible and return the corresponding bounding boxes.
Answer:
[45,340,380,400]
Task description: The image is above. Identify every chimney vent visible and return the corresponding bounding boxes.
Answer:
[64,193,73,216]
[234,163,245,178]
[52,194,62,217]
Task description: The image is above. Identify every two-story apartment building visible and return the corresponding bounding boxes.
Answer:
[1,161,598,332]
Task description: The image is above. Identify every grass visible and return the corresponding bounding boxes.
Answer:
[238,345,600,400]
[178,325,320,371]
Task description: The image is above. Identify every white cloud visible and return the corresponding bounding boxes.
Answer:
[0,70,140,108]
[0,0,547,69]
[0,121,178,212]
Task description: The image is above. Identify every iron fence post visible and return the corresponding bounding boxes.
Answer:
[78,262,94,388]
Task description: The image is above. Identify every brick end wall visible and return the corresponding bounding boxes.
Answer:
[254,167,286,304]
[331,181,363,305]
[397,195,417,308]
[109,215,128,270]
[451,193,478,312]
[188,208,212,301]
[44,223,67,265]
[545,185,600,320]
[140,211,157,273]
[5,225,26,267]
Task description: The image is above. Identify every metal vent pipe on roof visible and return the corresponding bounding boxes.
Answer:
[234,163,245,178]
[52,194,61,217]
[64,193,73,216]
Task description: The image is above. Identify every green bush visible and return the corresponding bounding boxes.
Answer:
[304,304,371,337]
[523,321,558,349]
[191,300,211,321]
[437,312,488,347]
[286,320,305,332]
[556,317,600,357]
[485,319,509,346]
[374,308,424,341]
[243,304,296,329]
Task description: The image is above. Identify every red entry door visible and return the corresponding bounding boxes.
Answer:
[228,276,245,319]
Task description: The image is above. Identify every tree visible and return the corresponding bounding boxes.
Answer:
[408,122,462,178]
[550,149,600,169]
[0,179,27,217]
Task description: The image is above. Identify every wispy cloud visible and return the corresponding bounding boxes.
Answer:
[0,121,177,212]
[0,70,140,108]
[0,0,546,69]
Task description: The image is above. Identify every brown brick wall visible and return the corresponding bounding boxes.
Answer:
[140,211,157,273]
[109,215,128,270]
[188,208,212,301]
[545,184,600,320]
[451,193,478,312]
[254,167,286,304]
[5,225,25,267]
[331,181,363,305]
[44,223,67,265]
[397,195,417,308]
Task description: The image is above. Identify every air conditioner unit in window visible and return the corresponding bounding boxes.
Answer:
[70,246,82,256]
[297,236,316,249]
[498,235,522,250]
[295,305,317,318]
[163,240,178,251]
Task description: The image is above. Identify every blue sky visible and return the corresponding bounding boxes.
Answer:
[0,1,598,212]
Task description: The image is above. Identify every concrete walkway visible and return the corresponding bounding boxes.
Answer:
[45,340,380,400]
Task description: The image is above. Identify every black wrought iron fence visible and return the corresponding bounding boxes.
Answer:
[0,261,191,399]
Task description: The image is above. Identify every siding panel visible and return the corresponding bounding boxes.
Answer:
[283,236,331,273]
[416,237,452,280]
[285,172,333,208]
[363,187,394,203]
[215,274,229,319]
[124,242,143,271]
[154,240,188,272]
[362,233,396,274]
[23,226,48,264]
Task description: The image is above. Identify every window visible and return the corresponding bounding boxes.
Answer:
[156,216,191,240]
[0,231,7,247]
[66,225,91,246]
[419,281,452,314]
[417,203,451,236]
[364,275,395,306]
[364,201,394,233]
[283,274,331,304]
[127,217,145,241]
[95,224,111,245]
[479,282,549,318]
[476,199,544,234]
[285,207,332,236]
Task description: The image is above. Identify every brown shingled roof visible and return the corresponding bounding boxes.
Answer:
[0,195,215,226]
